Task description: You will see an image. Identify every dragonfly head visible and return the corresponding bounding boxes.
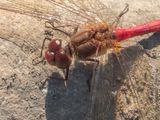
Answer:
[45,39,72,69]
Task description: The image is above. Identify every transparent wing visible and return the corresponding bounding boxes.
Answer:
[0,0,60,52]
[115,44,159,120]
[0,0,59,21]
[1,0,158,120]
[0,0,116,26]
[0,0,117,51]
[46,0,115,23]
[88,39,159,120]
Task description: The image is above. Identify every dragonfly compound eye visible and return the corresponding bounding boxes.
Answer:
[54,51,72,69]
[48,39,62,52]
[45,50,56,65]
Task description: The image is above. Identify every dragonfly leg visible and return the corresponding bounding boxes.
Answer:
[38,78,48,90]
[44,29,54,37]
[45,20,79,37]
[38,67,70,90]
[72,26,79,35]
[83,58,99,92]
[63,67,70,88]
[32,23,54,65]
[32,37,51,65]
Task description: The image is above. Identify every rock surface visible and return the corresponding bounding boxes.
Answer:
[0,0,160,120]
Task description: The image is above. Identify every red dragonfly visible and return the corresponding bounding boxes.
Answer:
[0,0,159,120]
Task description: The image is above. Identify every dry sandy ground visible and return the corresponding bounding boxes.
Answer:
[0,0,160,120]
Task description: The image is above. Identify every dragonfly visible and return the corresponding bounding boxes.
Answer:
[0,0,159,120]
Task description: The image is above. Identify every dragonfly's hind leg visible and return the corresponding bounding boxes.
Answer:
[83,58,99,92]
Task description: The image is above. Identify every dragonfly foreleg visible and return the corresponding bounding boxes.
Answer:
[32,37,51,65]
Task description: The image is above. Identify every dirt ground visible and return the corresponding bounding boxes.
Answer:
[0,0,160,120]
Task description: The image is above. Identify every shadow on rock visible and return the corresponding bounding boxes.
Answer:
[88,44,145,120]
[45,62,92,120]
[139,32,160,49]
[45,32,159,120]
